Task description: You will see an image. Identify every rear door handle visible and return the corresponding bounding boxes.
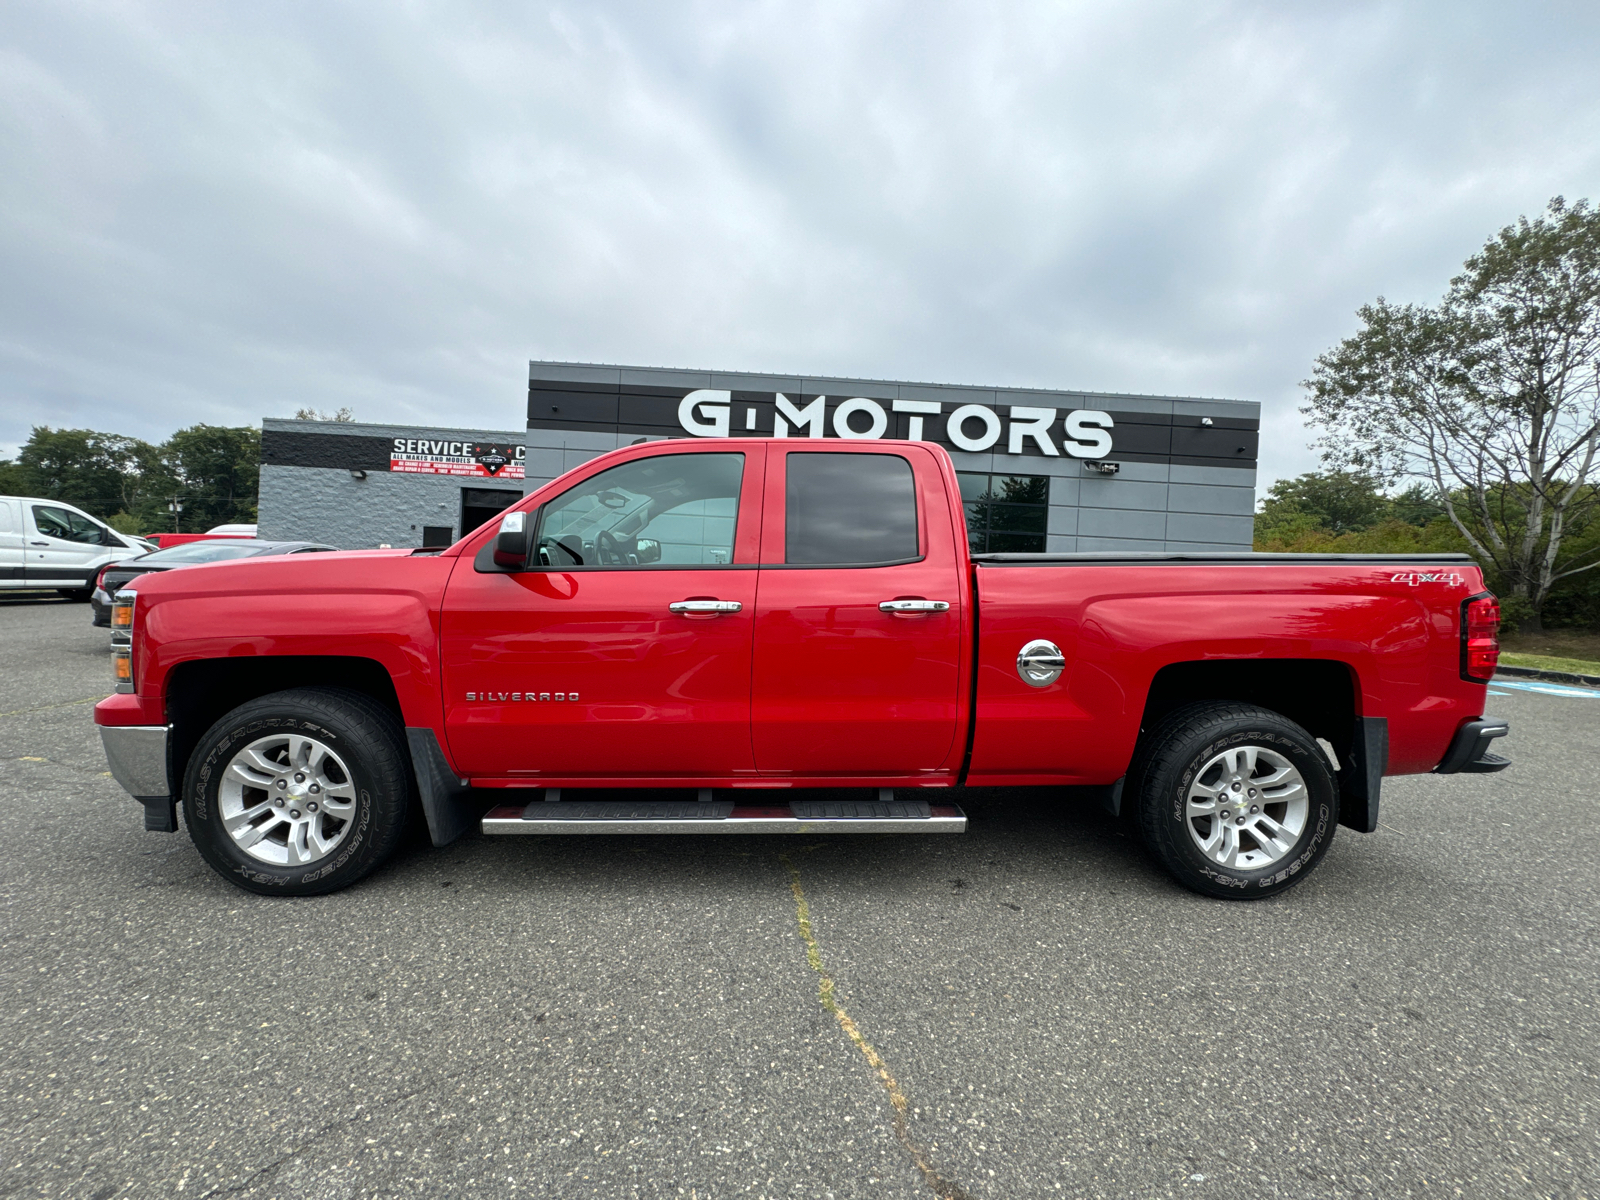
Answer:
[878,599,951,613]
[669,600,743,614]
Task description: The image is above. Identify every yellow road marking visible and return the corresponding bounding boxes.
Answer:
[781,855,972,1200]
[0,696,102,719]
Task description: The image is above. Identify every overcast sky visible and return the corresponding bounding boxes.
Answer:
[4,1,1599,492]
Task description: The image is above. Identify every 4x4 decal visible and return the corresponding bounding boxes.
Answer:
[1391,571,1465,587]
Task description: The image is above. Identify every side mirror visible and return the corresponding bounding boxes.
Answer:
[493,511,530,569]
[635,538,661,564]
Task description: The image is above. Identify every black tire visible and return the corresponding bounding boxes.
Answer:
[182,687,412,896]
[1132,702,1338,900]
[58,588,92,602]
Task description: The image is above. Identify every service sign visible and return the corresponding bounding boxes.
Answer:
[390,439,526,479]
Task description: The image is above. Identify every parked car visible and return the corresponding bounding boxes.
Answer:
[141,524,258,550]
[0,495,151,600]
[95,438,1509,900]
[91,539,337,626]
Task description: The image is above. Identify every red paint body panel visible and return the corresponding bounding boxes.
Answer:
[92,437,1493,795]
[967,562,1488,784]
[93,549,456,736]
[94,691,165,726]
[441,567,762,778]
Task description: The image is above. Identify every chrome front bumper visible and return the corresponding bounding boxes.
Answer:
[100,724,170,799]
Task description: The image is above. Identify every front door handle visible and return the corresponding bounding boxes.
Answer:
[30,541,49,547]
[878,599,951,613]
[669,600,743,615]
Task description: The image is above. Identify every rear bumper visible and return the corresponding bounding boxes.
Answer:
[1434,717,1511,774]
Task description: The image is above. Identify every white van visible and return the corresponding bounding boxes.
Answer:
[0,496,152,599]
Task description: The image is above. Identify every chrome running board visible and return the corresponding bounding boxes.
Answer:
[481,797,965,836]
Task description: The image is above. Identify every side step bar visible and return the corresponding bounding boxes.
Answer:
[482,795,966,835]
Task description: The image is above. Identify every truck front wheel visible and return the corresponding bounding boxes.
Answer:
[182,688,412,896]
[1132,702,1338,900]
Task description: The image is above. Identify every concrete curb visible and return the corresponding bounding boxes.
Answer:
[1495,664,1600,688]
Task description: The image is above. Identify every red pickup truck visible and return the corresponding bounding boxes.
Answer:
[95,438,1509,900]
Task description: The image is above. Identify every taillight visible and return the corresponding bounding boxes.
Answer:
[111,590,136,693]
[1461,594,1500,682]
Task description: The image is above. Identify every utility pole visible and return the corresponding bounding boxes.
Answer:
[168,498,183,534]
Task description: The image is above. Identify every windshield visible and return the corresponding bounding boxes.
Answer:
[137,542,266,564]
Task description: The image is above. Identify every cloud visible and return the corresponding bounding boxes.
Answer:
[2,0,1598,492]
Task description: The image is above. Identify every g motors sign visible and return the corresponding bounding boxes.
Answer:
[675,389,1114,458]
[525,361,1261,469]
[390,438,526,478]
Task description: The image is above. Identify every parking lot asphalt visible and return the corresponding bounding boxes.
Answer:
[2,596,1596,1200]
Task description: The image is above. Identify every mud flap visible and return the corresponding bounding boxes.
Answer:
[405,728,488,847]
[1339,717,1387,833]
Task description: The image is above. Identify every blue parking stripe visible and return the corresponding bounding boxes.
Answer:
[1490,678,1600,699]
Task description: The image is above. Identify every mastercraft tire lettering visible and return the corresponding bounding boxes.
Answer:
[182,688,411,897]
[1132,702,1339,900]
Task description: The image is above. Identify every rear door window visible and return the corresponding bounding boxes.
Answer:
[784,452,919,566]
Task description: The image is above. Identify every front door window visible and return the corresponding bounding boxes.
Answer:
[535,453,744,568]
[33,505,110,545]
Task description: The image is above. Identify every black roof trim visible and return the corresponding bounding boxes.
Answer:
[973,552,1475,566]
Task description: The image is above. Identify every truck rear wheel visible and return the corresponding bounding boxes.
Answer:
[182,688,412,896]
[1132,702,1338,900]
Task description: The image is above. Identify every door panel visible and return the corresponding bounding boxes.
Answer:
[752,446,965,777]
[25,503,108,585]
[440,445,765,780]
[442,568,759,777]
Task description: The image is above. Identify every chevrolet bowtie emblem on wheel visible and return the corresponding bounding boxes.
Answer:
[465,691,579,702]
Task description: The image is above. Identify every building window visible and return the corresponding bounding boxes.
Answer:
[461,487,523,538]
[957,472,1049,554]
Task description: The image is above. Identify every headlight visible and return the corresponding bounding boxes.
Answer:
[112,589,136,693]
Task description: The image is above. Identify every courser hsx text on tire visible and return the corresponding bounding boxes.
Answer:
[182,687,412,896]
[1132,702,1339,900]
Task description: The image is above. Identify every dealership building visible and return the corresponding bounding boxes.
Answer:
[258,360,1259,552]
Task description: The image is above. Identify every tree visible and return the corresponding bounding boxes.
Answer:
[1305,197,1600,629]
[1255,470,1390,539]
[162,425,260,531]
[0,457,29,495]
[295,407,353,422]
[13,427,158,519]
[3,422,260,534]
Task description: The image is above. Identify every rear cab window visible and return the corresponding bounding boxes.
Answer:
[782,452,920,566]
